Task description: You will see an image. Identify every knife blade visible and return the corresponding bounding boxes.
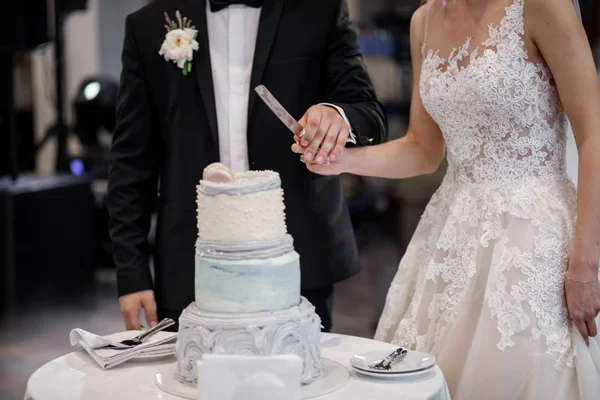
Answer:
[254,85,303,136]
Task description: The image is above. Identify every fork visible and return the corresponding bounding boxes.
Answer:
[107,318,175,348]
[369,347,408,370]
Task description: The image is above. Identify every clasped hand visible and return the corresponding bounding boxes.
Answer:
[290,105,348,174]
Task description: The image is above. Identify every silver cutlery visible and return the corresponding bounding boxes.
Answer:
[105,318,175,348]
[369,347,408,370]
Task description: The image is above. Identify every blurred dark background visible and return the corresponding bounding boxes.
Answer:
[1,0,598,398]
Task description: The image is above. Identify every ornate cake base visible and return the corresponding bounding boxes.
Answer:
[176,297,323,385]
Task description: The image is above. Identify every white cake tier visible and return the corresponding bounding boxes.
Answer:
[197,171,287,242]
[195,236,300,313]
[176,297,323,385]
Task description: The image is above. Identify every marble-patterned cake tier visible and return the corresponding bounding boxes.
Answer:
[195,245,300,312]
[197,171,287,242]
[176,297,323,385]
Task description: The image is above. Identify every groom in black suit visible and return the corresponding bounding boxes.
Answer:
[107,0,387,332]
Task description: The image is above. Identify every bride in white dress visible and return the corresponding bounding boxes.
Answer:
[293,0,600,397]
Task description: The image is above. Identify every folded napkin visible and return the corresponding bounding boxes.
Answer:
[69,328,177,369]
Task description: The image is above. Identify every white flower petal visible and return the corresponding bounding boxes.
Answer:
[159,20,198,70]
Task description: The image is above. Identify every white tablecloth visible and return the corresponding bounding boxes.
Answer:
[25,333,450,400]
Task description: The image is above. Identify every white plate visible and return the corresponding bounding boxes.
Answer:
[104,331,176,362]
[302,359,350,399]
[155,359,349,399]
[350,349,436,375]
[130,352,175,362]
[353,366,436,380]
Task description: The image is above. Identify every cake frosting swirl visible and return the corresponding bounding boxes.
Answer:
[177,297,323,385]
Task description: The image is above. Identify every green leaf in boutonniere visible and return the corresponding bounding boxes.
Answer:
[182,60,192,76]
[158,11,199,76]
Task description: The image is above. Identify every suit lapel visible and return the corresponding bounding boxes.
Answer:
[247,0,285,120]
[185,0,219,148]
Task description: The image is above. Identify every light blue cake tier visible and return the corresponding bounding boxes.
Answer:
[195,235,300,313]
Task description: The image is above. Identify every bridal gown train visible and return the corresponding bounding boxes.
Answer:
[374,0,600,398]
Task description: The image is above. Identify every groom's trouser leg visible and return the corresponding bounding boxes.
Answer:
[301,285,334,332]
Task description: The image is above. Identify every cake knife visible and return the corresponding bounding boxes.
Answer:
[255,85,330,164]
[254,85,304,136]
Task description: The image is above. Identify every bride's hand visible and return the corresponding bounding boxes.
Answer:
[291,141,344,176]
[565,258,600,346]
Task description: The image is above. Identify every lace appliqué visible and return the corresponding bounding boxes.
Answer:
[420,0,566,185]
[375,0,578,371]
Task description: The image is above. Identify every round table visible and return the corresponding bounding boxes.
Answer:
[25,333,450,400]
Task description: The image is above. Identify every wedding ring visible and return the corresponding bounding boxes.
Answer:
[298,128,306,138]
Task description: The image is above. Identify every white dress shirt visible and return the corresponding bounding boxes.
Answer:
[205,3,355,172]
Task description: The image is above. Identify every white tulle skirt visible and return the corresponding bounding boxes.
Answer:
[374,174,600,399]
[575,332,600,399]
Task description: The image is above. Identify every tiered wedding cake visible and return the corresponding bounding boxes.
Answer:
[176,163,323,385]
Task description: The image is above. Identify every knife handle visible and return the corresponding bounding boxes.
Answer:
[136,318,175,341]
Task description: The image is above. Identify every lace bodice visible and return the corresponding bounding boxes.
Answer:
[420,0,567,184]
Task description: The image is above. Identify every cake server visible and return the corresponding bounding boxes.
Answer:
[254,85,304,136]
[104,318,175,348]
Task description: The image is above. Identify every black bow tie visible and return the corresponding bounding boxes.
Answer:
[209,0,263,12]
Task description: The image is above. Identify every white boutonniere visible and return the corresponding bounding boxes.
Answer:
[159,11,199,76]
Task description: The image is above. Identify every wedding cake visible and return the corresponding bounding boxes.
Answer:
[176,163,323,385]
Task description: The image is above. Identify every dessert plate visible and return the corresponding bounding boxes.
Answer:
[350,350,436,375]
[352,366,436,380]
[130,352,175,362]
[156,359,349,399]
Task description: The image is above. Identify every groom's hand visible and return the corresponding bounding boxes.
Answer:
[119,290,158,330]
[297,105,349,164]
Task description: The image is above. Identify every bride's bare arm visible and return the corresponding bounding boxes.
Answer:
[529,0,600,275]
[296,6,445,179]
[528,0,600,343]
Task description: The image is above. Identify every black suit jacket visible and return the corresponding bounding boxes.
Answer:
[107,0,387,311]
